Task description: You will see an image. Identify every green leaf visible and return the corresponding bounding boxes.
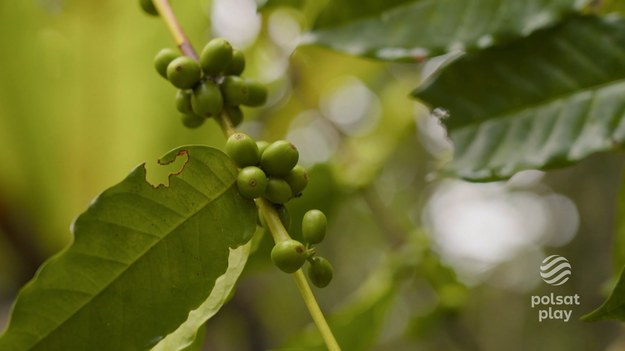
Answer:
[0,146,257,351]
[151,242,251,351]
[256,0,305,11]
[582,265,625,322]
[414,15,625,181]
[304,0,589,61]
[313,0,414,29]
[615,169,625,273]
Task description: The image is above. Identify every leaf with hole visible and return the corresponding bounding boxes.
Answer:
[0,146,257,351]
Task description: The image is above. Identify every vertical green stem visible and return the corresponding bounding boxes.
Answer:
[150,1,341,349]
[293,270,341,351]
[152,0,198,59]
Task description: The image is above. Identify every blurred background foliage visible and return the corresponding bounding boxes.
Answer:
[0,0,624,350]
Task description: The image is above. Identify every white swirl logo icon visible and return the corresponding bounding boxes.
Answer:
[540,255,571,286]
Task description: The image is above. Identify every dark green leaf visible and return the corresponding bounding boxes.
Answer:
[256,0,305,11]
[582,265,625,322]
[313,0,414,29]
[615,169,625,273]
[0,146,257,351]
[152,243,251,351]
[415,15,625,181]
[304,0,588,61]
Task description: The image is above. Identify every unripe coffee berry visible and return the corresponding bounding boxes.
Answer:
[302,209,326,244]
[181,114,205,129]
[221,76,249,106]
[237,166,267,199]
[191,81,223,117]
[264,178,292,204]
[175,90,193,114]
[200,38,233,76]
[242,79,268,107]
[140,0,159,16]
[226,49,246,75]
[260,140,299,177]
[271,239,307,273]
[167,56,202,89]
[285,165,308,195]
[225,133,260,168]
[256,141,270,156]
[154,48,179,79]
[307,256,333,288]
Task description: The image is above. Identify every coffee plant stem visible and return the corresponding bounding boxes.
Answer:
[152,0,199,60]
[215,111,236,137]
[152,1,341,349]
[293,270,342,351]
[257,197,340,350]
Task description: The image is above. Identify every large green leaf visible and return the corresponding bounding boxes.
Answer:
[152,242,251,351]
[0,146,257,351]
[313,0,414,29]
[304,0,589,61]
[582,265,625,322]
[414,15,625,181]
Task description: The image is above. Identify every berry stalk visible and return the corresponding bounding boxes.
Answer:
[152,0,198,59]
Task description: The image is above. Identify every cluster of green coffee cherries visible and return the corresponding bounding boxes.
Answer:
[224,132,333,287]
[272,209,334,288]
[154,38,267,129]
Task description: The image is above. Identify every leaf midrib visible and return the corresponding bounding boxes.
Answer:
[28,163,235,350]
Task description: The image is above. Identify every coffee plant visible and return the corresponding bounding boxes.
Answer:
[1,0,625,350]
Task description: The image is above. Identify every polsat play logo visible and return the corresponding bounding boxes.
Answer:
[540,255,572,286]
[531,255,579,322]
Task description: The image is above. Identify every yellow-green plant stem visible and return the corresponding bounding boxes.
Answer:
[151,2,341,350]
[257,198,340,351]
[153,0,198,59]
[215,111,236,137]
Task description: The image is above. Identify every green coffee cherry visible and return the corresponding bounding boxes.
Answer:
[285,165,308,195]
[225,106,244,127]
[264,178,292,204]
[154,49,179,79]
[302,209,327,244]
[181,114,205,129]
[242,79,268,107]
[271,239,307,273]
[191,81,223,117]
[307,256,333,288]
[221,76,249,106]
[260,140,299,177]
[225,133,260,168]
[200,38,233,76]
[175,90,193,114]
[237,166,267,199]
[140,0,158,16]
[226,49,246,75]
[257,141,270,157]
[167,56,202,89]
